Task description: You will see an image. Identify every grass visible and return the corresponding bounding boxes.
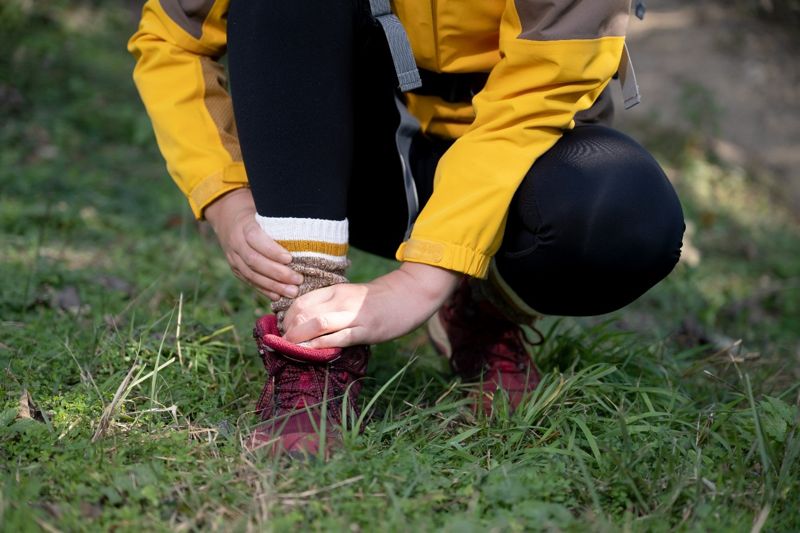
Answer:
[1,2,799,531]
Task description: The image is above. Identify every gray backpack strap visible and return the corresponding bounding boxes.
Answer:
[369,0,422,92]
[392,95,422,239]
[617,1,644,110]
[618,42,641,109]
[635,0,646,20]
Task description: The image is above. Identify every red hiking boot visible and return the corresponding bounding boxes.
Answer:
[249,314,369,456]
[428,279,541,415]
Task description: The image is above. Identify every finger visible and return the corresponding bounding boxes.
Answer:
[304,327,365,349]
[247,270,299,299]
[233,255,299,298]
[293,285,337,307]
[255,287,281,301]
[283,310,358,344]
[282,286,337,327]
[243,222,292,264]
[228,257,248,283]
[240,249,303,286]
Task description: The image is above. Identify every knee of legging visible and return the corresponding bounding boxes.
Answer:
[497,219,684,316]
[511,125,684,261]
[498,126,685,315]
[559,181,685,280]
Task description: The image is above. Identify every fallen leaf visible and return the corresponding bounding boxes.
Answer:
[104,314,127,329]
[52,285,83,314]
[18,389,32,420]
[80,502,102,519]
[17,389,52,427]
[96,275,134,296]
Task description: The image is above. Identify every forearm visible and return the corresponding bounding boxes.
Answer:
[379,262,462,316]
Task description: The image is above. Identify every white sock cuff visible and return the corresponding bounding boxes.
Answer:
[254,216,348,244]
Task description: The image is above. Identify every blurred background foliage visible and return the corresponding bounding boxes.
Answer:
[0,0,149,145]
[0,0,168,238]
[738,0,800,25]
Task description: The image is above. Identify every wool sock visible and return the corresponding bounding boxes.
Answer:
[255,216,349,333]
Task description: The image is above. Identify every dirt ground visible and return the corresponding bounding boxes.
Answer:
[616,0,800,213]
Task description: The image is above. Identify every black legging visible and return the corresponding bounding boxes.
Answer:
[226,0,685,317]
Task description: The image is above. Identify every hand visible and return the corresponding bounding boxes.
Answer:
[204,189,303,300]
[282,262,461,348]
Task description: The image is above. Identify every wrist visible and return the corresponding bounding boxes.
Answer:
[395,262,461,306]
[204,188,252,230]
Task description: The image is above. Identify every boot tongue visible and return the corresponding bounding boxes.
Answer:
[254,314,342,364]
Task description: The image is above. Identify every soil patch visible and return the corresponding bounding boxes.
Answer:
[617,0,800,214]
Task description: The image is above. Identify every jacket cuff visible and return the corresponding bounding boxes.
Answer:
[187,162,249,219]
[396,238,491,278]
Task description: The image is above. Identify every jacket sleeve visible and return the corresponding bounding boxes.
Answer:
[396,0,630,277]
[128,0,247,219]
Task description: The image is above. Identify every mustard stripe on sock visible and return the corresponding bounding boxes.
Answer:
[278,240,348,257]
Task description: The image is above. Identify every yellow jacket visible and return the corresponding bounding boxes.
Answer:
[129,0,630,278]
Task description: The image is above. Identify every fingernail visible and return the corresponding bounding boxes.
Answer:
[292,274,304,285]
[285,285,299,297]
[280,254,293,264]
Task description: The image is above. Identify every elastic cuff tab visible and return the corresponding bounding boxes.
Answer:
[396,238,491,278]
[187,163,248,219]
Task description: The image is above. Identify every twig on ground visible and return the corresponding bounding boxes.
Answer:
[176,292,184,366]
[750,504,771,533]
[278,475,365,500]
[92,359,139,443]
